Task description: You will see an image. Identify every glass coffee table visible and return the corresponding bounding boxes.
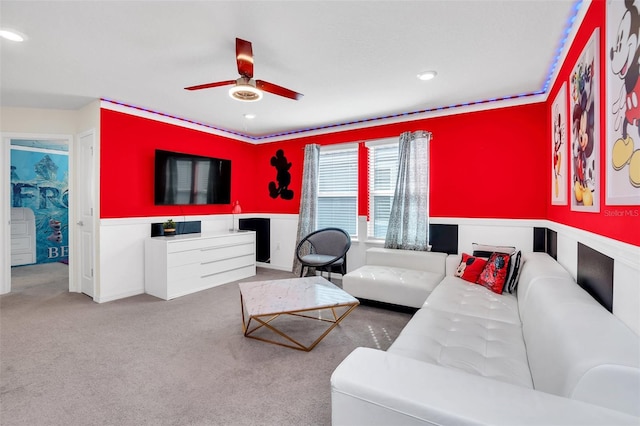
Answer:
[239,276,359,351]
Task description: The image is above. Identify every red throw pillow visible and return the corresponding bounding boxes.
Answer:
[455,253,487,283]
[476,252,511,294]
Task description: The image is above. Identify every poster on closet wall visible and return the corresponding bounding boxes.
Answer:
[569,29,600,212]
[607,0,640,205]
[10,147,69,264]
[551,83,568,205]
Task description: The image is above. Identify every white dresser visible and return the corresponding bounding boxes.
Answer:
[144,231,256,300]
[11,207,36,266]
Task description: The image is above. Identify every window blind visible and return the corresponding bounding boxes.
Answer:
[368,143,398,239]
[317,148,358,236]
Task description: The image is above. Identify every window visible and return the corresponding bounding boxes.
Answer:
[317,146,358,237]
[367,141,398,239]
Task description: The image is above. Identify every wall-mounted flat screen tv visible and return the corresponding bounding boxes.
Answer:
[154,149,231,205]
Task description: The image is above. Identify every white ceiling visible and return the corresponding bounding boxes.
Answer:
[0,0,585,140]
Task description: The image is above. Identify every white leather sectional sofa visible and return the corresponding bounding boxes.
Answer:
[332,252,640,425]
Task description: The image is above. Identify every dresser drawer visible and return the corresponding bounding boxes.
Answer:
[166,232,254,253]
[200,253,255,277]
[200,242,254,263]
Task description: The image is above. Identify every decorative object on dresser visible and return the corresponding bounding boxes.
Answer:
[162,219,176,236]
[144,231,256,300]
[230,201,242,231]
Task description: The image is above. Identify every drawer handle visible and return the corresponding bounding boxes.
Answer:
[201,242,253,251]
[201,254,253,265]
[201,264,253,279]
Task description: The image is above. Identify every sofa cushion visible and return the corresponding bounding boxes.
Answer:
[343,265,444,308]
[516,252,573,319]
[388,307,533,388]
[520,273,640,416]
[518,253,640,416]
[472,242,516,258]
[365,248,448,274]
[424,276,521,325]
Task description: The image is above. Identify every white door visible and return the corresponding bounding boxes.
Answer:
[78,131,94,297]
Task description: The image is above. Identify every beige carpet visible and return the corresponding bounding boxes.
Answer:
[1,264,412,426]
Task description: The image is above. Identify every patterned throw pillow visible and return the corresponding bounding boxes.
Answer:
[472,243,517,293]
[455,253,487,283]
[505,250,522,294]
[476,252,511,294]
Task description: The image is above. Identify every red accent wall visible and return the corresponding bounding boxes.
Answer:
[253,103,548,219]
[100,109,257,218]
[101,103,546,220]
[547,0,639,246]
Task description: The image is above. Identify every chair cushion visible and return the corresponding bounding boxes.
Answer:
[299,254,343,266]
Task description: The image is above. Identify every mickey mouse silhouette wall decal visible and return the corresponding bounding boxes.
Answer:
[268,149,294,200]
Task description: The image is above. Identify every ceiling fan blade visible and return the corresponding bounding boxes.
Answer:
[256,80,303,100]
[236,38,254,78]
[184,80,235,91]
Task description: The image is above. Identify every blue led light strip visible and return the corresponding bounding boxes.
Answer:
[103,0,583,141]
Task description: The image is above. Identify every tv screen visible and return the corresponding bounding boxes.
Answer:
[154,150,231,205]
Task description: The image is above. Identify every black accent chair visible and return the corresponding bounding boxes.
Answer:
[296,227,351,281]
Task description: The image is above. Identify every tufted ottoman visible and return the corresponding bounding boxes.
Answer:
[343,248,448,308]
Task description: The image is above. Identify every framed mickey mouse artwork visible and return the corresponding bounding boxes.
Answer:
[607,0,640,205]
[551,82,568,205]
[569,28,600,212]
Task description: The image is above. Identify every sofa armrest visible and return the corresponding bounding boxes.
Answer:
[365,248,447,274]
[331,348,639,426]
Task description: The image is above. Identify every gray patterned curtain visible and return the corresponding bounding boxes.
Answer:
[293,144,320,275]
[384,130,431,251]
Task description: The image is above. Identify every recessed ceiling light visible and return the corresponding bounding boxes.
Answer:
[417,70,437,81]
[0,29,26,42]
[243,113,256,119]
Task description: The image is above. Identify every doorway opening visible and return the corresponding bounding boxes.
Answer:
[8,136,71,295]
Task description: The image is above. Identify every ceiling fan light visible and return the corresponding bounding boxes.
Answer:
[229,84,263,102]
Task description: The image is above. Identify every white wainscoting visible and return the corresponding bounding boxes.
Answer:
[546,221,640,335]
[97,214,299,303]
[96,214,639,335]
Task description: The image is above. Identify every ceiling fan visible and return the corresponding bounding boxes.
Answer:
[184,38,303,102]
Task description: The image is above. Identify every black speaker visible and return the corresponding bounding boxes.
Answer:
[239,218,270,263]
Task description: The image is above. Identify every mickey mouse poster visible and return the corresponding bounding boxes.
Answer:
[607,0,640,205]
[570,29,600,212]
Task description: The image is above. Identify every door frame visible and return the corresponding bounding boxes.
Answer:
[1,132,74,294]
[75,129,96,298]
